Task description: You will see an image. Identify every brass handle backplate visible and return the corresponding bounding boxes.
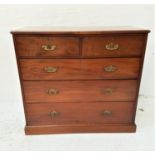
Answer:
[44,66,58,73]
[104,65,117,72]
[101,110,112,116]
[42,45,56,51]
[47,88,59,95]
[49,110,60,119]
[105,42,119,51]
[103,88,115,95]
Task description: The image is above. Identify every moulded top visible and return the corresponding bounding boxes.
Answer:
[11,26,150,34]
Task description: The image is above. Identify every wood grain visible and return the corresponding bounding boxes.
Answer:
[23,80,138,103]
[11,27,150,134]
[25,102,134,126]
[25,123,136,134]
[15,35,79,57]
[20,58,140,80]
[82,35,145,57]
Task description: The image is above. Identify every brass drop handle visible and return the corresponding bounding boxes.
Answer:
[103,88,115,94]
[44,66,58,73]
[104,65,117,72]
[49,110,60,118]
[101,110,112,116]
[47,88,59,95]
[105,42,119,51]
[42,45,56,51]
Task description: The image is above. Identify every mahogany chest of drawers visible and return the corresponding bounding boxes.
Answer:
[11,27,150,135]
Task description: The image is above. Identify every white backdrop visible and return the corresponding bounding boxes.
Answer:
[0,5,154,150]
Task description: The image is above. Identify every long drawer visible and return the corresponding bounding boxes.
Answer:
[25,102,134,126]
[23,80,138,103]
[20,58,140,80]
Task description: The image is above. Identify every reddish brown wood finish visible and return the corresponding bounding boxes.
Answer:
[23,80,138,103]
[20,58,140,80]
[11,27,150,134]
[82,35,145,57]
[25,102,134,126]
[25,124,136,135]
[15,35,79,57]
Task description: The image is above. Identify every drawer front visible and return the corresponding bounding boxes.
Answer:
[82,35,145,57]
[15,35,79,57]
[23,80,137,103]
[20,58,140,80]
[25,102,134,125]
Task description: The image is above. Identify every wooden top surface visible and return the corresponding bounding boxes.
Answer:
[11,26,150,34]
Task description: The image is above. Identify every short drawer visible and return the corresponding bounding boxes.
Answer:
[25,102,134,126]
[82,35,145,57]
[20,58,140,80]
[15,35,79,57]
[23,80,138,103]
